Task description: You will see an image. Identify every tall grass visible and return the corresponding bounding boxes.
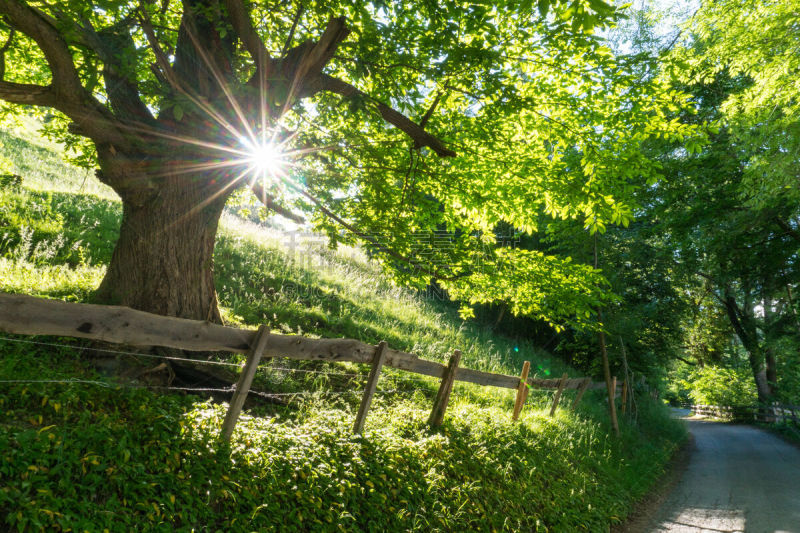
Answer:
[0,335,685,532]
[216,213,562,376]
[0,127,116,199]
[0,121,686,531]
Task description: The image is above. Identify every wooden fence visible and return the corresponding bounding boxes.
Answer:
[0,292,620,440]
[690,404,800,426]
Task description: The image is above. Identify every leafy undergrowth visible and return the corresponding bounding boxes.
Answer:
[0,338,684,532]
[0,127,687,530]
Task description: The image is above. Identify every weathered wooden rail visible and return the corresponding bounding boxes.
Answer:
[0,292,618,438]
[691,404,800,425]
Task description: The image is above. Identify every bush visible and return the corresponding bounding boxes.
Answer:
[681,365,757,406]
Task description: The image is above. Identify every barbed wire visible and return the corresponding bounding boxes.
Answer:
[0,377,401,398]
[0,335,368,379]
[0,336,490,398]
[0,336,242,368]
[0,336,574,403]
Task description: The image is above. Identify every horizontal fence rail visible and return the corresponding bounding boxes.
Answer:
[0,292,621,437]
[690,404,800,425]
[0,293,610,392]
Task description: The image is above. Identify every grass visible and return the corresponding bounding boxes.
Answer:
[0,338,684,532]
[215,214,563,375]
[0,120,115,199]
[0,125,687,531]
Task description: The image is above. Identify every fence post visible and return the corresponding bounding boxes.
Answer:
[549,373,569,417]
[353,341,389,434]
[571,377,591,410]
[429,350,462,429]
[621,379,628,415]
[512,361,531,421]
[220,325,270,442]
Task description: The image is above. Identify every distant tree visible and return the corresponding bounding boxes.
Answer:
[659,0,800,402]
[674,0,800,211]
[0,0,696,327]
[647,71,800,404]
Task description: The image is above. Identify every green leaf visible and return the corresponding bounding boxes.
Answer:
[537,0,550,18]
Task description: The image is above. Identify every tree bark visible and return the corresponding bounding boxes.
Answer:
[594,232,618,435]
[722,287,772,404]
[762,292,778,397]
[95,169,229,322]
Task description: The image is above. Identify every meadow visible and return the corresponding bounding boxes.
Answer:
[0,126,685,531]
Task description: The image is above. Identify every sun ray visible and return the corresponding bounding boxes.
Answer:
[117,19,326,231]
[183,24,261,147]
[166,167,254,231]
[115,122,252,159]
[131,159,246,181]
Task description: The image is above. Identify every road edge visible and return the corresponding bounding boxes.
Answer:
[612,432,695,533]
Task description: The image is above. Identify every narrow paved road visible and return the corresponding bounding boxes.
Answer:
[649,415,800,532]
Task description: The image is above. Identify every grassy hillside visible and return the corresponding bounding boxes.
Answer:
[0,127,686,531]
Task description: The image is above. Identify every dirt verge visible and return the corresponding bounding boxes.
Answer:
[612,434,694,533]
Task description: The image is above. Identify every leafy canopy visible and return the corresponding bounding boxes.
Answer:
[672,0,800,208]
[0,0,701,328]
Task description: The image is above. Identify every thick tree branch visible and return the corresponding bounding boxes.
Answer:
[0,0,84,99]
[223,0,271,74]
[419,91,441,128]
[0,26,13,78]
[722,286,759,356]
[286,17,349,85]
[138,7,184,93]
[280,2,303,57]
[0,1,134,151]
[264,16,351,116]
[319,74,456,158]
[234,15,453,160]
[98,30,155,122]
[0,80,55,106]
[250,182,304,223]
[58,12,155,123]
[174,0,238,96]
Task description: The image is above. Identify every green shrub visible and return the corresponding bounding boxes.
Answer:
[773,338,800,405]
[681,365,757,406]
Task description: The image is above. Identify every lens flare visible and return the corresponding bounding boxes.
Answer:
[247,142,284,175]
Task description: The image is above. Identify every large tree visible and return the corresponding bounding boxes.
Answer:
[641,68,800,403]
[0,0,695,324]
[654,0,800,403]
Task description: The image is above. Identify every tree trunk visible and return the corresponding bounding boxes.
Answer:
[762,292,778,397]
[722,288,772,404]
[95,174,229,322]
[594,233,618,435]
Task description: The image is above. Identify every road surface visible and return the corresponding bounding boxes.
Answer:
[649,413,800,532]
